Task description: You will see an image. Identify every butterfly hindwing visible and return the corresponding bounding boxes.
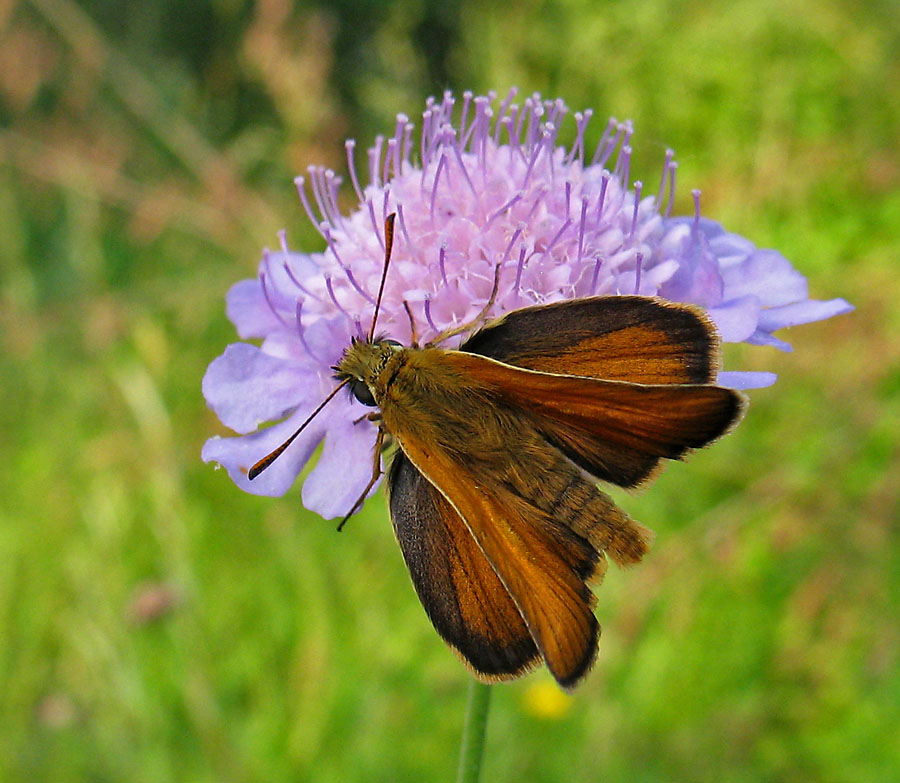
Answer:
[392,433,602,688]
[387,451,540,681]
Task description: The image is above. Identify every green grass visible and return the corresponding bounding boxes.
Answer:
[1,0,898,780]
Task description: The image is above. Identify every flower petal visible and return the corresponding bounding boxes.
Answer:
[201,405,329,497]
[721,249,808,307]
[202,343,313,434]
[258,250,322,320]
[226,279,283,338]
[756,298,854,332]
[717,371,778,389]
[658,224,724,306]
[260,313,354,366]
[707,295,761,343]
[746,330,794,352]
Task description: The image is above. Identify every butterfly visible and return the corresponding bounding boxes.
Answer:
[250,215,744,689]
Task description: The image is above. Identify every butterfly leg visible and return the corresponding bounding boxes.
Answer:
[425,262,502,347]
[337,424,386,532]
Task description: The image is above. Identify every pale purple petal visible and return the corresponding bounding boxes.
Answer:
[706,229,756,261]
[256,250,320,317]
[746,330,794,352]
[259,314,354,366]
[757,298,854,332]
[658,224,724,306]
[202,343,312,434]
[271,251,319,297]
[717,371,778,389]
[720,249,808,306]
[643,259,679,289]
[226,279,283,338]
[707,296,761,343]
[201,406,329,497]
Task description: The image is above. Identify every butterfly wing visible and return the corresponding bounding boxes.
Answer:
[381,350,653,688]
[461,295,720,384]
[459,298,743,487]
[387,451,540,681]
[391,432,606,689]
[439,350,742,488]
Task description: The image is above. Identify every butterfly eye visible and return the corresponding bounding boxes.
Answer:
[382,339,402,348]
[349,378,376,407]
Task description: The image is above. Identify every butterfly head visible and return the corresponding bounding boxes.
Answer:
[333,337,404,407]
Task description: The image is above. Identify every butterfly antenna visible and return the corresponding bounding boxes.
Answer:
[248,378,351,480]
[367,213,396,342]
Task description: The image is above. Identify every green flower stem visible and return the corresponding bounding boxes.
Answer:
[457,680,493,783]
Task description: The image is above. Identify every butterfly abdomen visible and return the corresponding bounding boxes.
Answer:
[500,433,654,571]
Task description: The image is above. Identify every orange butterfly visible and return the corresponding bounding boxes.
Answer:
[252,215,744,689]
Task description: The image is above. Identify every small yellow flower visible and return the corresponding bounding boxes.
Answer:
[522,680,573,720]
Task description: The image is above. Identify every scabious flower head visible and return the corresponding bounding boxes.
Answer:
[202,89,853,517]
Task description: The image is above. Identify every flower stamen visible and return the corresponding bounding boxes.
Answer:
[514,245,527,295]
[367,198,385,252]
[629,181,643,243]
[596,171,610,222]
[656,149,674,210]
[369,134,384,188]
[346,140,363,201]
[308,166,332,228]
[294,176,325,238]
[383,139,397,190]
[259,268,290,328]
[494,87,518,144]
[423,296,439,333]
[325,276,354,321]
[486,192,523,230]
[590,256,605,295]
[615,145,632,192]
[591,117,619,166]
[577,197,589,267]
[666,161,678,218]
[430,154,449,221]
[542,219,573,262]
[438,246,450,286]
[502,225,526,268]
[280,257,322,302]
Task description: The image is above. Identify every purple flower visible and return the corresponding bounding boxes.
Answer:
[202,89,852,516]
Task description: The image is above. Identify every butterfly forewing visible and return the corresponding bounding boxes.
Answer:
[461,296,721,385]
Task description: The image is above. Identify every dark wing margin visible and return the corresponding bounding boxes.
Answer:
[386,452,540,681]
[461,296,720,384]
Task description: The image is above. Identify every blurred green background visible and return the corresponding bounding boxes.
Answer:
[1,0,898,780]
